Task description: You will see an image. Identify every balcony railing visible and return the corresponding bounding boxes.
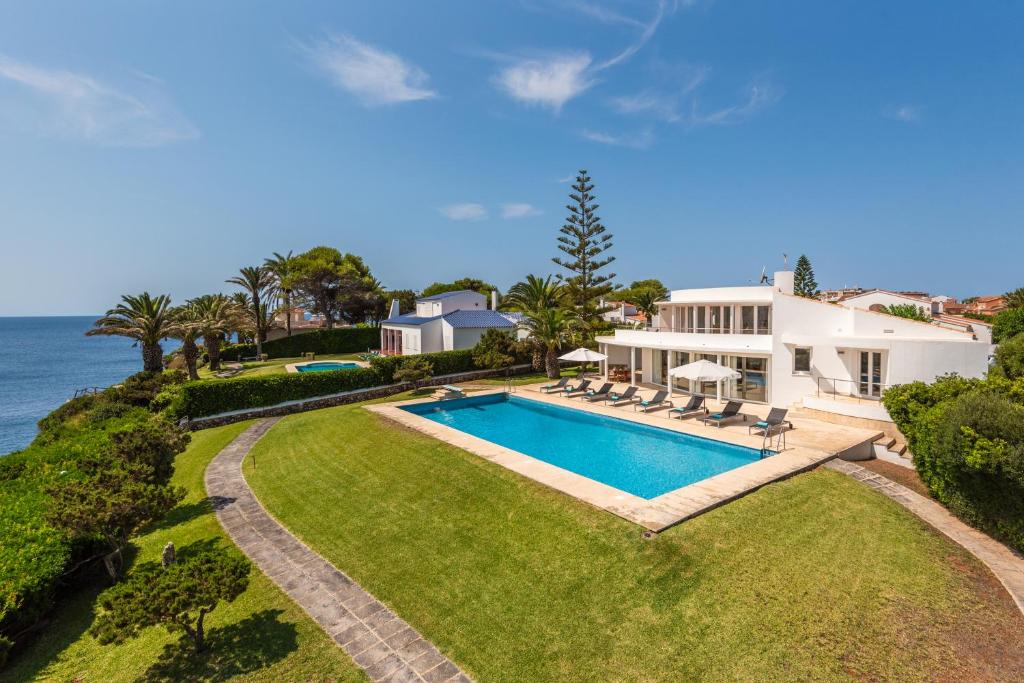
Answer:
[816,376,891,404]
[632,325,772,335]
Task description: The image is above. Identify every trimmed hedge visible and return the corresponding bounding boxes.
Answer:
[221,326,379,361]
[883,374,1024,552]
[368,349,475,380]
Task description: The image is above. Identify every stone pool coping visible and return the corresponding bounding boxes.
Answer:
[367,388,878,531]
[285,359,370,374]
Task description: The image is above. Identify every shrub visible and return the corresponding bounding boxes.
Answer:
[369,349,475,381]
[992,334,1024,380]
[393,357,433,388]
[993,307,1024,344]
[472,329,528,370]
[179,367,383,417]
[220,326,379,361]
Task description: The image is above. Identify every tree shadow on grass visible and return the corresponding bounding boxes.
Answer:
[142,609,298,682]
[147,499,214,532]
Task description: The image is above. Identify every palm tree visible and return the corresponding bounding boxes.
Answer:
[629,289,661,329]
[518,307,581,378]
[505,275,563,371]
[87,293,174,373]
[168,303,204,380]
[226,266,276,358]
[264,251,297,337]
[191,294,240,372]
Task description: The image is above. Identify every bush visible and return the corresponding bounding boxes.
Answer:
[180,367,383,417]
[393,357,433,387]
[993,307,1024,344]
[220,327,380,361]
[992,334,1024,380]
[369,349,475,381]
[472,329,529,370]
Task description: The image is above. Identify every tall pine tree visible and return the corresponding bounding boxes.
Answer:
[553,170,616,322]
[793,254,819,298]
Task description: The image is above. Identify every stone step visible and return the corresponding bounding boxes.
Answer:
[873,435,896,450]
[892,442,908,457]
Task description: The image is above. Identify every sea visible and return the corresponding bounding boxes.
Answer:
[0,317,180,455]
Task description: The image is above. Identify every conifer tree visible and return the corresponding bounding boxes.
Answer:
[793,254,819,298]
[552,170,616,321]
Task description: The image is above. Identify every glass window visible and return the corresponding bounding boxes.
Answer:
[793,347,811,373]
[726,355,768,402]
[757,305,771,334]
[709,306,721,333]
[697,306,706,333]
[740,306,754,334]
[723,306,732,333]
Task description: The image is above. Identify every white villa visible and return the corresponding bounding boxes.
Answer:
[380,290,521,356]
[595,271,990,423]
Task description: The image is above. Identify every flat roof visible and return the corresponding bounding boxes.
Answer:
[664,286,774,305]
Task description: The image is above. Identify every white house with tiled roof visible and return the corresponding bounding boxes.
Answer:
[380,290,522,356]
[595,271,990,423]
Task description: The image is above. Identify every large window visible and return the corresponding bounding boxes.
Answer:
[727,356,768,403]
[757,305,771,334]
[671,351,691,392]
[740,306,755,334]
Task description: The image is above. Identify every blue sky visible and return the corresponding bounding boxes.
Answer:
[0,1,1021,315]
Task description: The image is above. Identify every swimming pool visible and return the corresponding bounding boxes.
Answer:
[401,393,765,499]
[295,362,360,373]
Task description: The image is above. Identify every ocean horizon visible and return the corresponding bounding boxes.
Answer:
[0,316,181,454]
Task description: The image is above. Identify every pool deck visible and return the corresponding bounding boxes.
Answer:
[367,382,882,531]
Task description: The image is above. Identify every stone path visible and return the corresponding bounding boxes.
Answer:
[826,459,1024,615]
[205,419,472,683]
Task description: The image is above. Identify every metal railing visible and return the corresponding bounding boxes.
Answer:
[636,326,772,335]
[71,387,102,400]
[815,376,891,404]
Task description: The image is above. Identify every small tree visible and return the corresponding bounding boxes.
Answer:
[473,329,520,370]
[393,356,434,391]
[91,546,251,653]
[884,303,931,322]
[992,335,1024,381]
[553,170,616,323]
[1005,287,1024,311]
[793,255,819,298]
[993,307,1024,343]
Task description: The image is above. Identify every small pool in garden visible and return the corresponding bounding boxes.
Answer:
[401,393,765,499]
[295,362,360,373]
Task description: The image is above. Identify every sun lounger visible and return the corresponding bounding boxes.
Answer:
[668,395,706,419]
[701,401,745,427]
[748,407,792,435]
[561,379,591,397]
[581,382,614,402]
[540,377,570,393]
[604,386,638,406]
[634,390,670,412]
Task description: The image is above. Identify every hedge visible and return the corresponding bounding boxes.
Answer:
[221,326,380,361]
[368,349,475,380]
[883,374,1024,552]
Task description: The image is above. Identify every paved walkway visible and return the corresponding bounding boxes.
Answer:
[205,419,472,683]
[826,460,1024,615]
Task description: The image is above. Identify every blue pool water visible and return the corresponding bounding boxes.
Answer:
[296,362,360,373]
[402,394,763,499]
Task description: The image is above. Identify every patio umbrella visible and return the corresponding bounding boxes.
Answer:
[667,359,740,399]
[558,347,608,378]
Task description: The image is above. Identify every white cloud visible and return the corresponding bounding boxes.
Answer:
[0,55,198,147]
[439,203,487,221]
[883,104,921,123]
[688,80,782,126]
[582,128,655,149]
[556,174,576,183]
[494,53,594,111]
[502,203,541,219]
[301,34,437,106]
[609,63,709,122]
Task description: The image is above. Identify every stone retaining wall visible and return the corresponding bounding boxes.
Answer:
[184,364,532,430]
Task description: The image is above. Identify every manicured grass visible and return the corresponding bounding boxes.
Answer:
[6,422,366,683]
[248,402,1024,682]
[198,353,363,379]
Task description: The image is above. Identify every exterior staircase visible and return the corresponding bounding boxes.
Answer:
[789,399,913,467]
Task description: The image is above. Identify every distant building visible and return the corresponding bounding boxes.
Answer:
[267,307,328,341]
[819,287,865,303]
[963,295,1008,316]
[379,290,523,356]
[599,300,648,327]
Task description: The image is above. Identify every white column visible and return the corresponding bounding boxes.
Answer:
[667,351,673,399]
[601,343,608,382]
[629,347,636,387]
[716,353,722,402]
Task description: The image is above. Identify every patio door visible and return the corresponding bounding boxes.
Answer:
[858,351,884,398]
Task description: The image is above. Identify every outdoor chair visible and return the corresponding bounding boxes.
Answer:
[634,390,670,412]
[748,407,793,435]
[561,379,591,397]
[668,395,706,420]
[581,383,614,402]
[540,377,570,393]
[604,386,638,406]
[701,401,745,427]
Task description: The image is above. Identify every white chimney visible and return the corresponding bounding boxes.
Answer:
[774,271,795,295]
[387,299,400,319]
[491,290,498,310]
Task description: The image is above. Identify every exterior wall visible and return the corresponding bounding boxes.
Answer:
[418,319,445,354]
[415,291,486,318]
[442,325,494,352]
[842,291,929,315]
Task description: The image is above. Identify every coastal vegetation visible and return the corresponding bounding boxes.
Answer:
[87,293,177,373]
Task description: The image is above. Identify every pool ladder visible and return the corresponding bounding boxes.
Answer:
[760,427,786,458]
[504,377,516,394]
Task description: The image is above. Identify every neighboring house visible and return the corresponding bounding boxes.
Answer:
[964,295,1008,316]
[600,300,647,327]
[594,271,989,425]
[380,290,521,356]
[839,289,931,317]
[266,307,328,341]
[819,287,865,303]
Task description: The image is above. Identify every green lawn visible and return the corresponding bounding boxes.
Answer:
[197,353,364,379]
[7,422,366,683]
[246,402,1024,682]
